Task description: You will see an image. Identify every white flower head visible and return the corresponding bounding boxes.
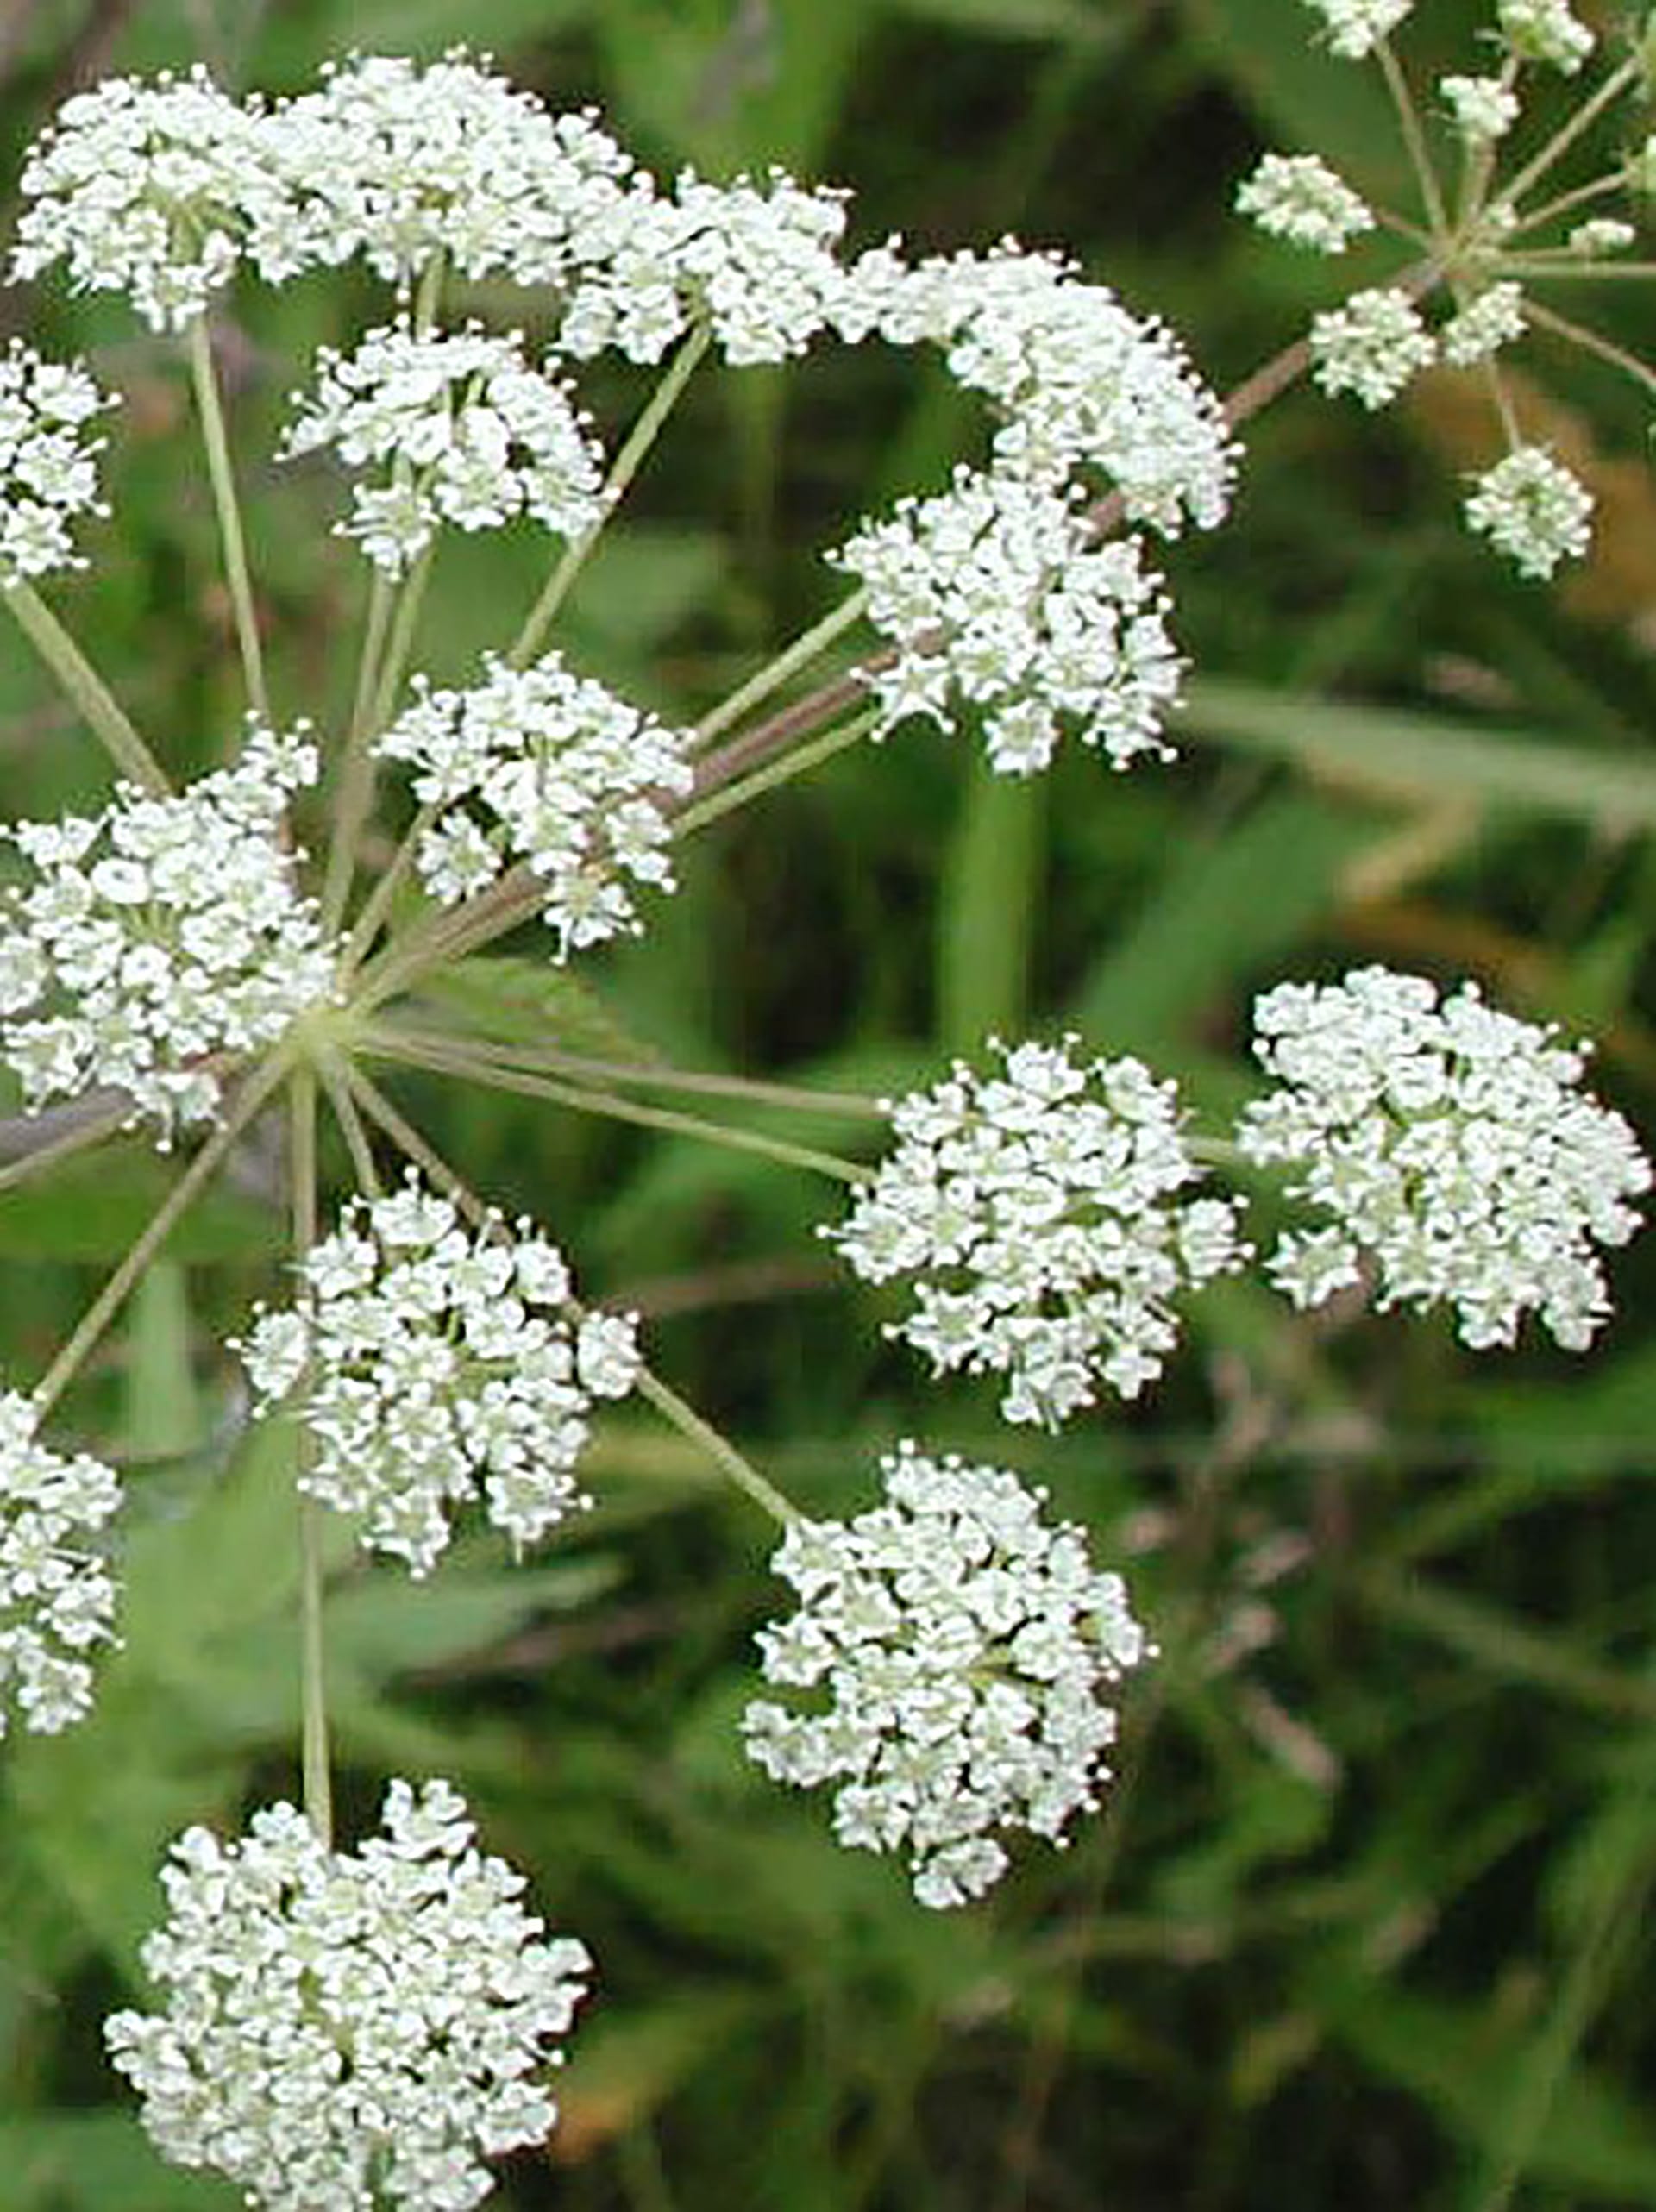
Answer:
[262,52,635,290]
[1439,281,1526,367]
[1496,0,1593,73]
[826,1036,1248,1424]
[1440,73,1521,143]
[105,1779,593,2209]
[1236,153,1375,254]
[0,343,112,584]
[743,1443,1149,1908]
[1565,218,1635,259]
[835,467,1187,775]
[0,1390,121,1738]
[1464,446,1593,578]
[376,651,695,958]
[561,166,853,367]
[1236,967,1650,1350]
[12,67,285,329]
[1302,0,1414,59]
[0,728,339,1142]
[238,1175,641,1576]
[1309,286,1437,410]
[281,322,606,576]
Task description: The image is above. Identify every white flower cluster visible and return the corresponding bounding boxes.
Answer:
[1236,967,1650,1350]
[0,1390,120,1739]
[1440,281,1527,367]
[1464,445,1594,580]
[1302,0,1414,59]
[377,651,694,956]
[0,343,110,584]
[105,1779,592,2211]
[239,1177,641,1576]
[264,53,637,291]
[743,1444,1148,1908]
[10,66,285,329]
[1496,0,1592,73]
[1440,73,1521,143]
[0,730,338,1139]
[1235,153,1375,254]
[1308,286,1438,410]
[837,470,1183,774]
[831,241,1234,774]
[827,1037,1247,1425]
[282,324,606,577]
[559,166,855,367]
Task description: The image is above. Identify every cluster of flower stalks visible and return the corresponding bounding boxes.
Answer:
[0,16,1649,2206]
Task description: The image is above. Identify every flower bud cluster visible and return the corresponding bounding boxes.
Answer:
[743,1444,1148,1908]
[827,1037,1247,1425]
[239,1177,642,1576]
[282,323,606,577]
[1236,967,1650,1350]
[0,1390,120,1739]
[376,651,694,956]
[105,1779,593,2211]
[0,342,110,583]
[0,730,338,1139]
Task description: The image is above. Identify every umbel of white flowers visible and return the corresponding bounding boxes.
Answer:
[106,1780,593,2212]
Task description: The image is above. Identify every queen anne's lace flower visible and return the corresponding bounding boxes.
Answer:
[1440,281,1526,367]
[743,1444,1148,1908]
[1440,73,1521,141]
[263,53,635,289]
[0,344,110,583]
[835,467,1185,774]
[1302,0,1414,58]
[105,1779,592,2210]
[11,67,285,329]
[826,1037,1247,1423]
[1496,0,1592,73]
[282,323,606,576]
[0,1391,120,1738]
[1464,446,1594,579]
[1235,967,1650,1350]
[1309,286,1437,409]
[1235,153,1375,254]
[0,729,338,1140]
[376,652,694,956]
[238,1178,641,1576]
[560,167,854,367]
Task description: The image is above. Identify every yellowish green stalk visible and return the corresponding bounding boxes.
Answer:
[188,319,269,722]
[633,1366,800,1526]
[33,1049,289,1415]
[1500,53,1642,215]
[288,1063,334,1848]
[0,1101,131,1195]
[2,580,170,793]
[510,323,712,669]
[691,589,870,751]
[676,710,881,837]
[1377,36,1450,241]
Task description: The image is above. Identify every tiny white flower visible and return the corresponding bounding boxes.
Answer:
[0,1389,121,1738]
[1565,218,1635,258]
[1464,446,1593,580]
[1309,287,1436,410]
[1302,0,1414,60]
[238,1176,641,1576]
[106,1780,593,2209]
[0,343,112,583]
[1440,281,1525,368]
[1496,0,1592,73]
[744,1444,1148,1906]
[1236,153,1375,254]
[1236,967,1649,1349]
[1440,74,1521,142]
[377,652,694,959]
[826,1036,1248,1423]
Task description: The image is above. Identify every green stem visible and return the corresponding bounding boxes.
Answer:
[350,870,547,1016]
[361,1025,871,1182]
[317,1049,382,1194]
[1499,53,1641,216]
[368,539,435,735]
[676,711,881,838]
[339,1060,491,1229]
[634,1365,800,1526]
[509,323,713,670]
[189,319,269,723]
[1377,35,1450,241]
[691,589,870,752]
[323,543,436,933]
[2,581,170,793]
[340,799,441,977]
[1513,169,1624,235]
[1521,297,1656,394]
[32,1050,288,1415]
[0,1101,130,1195]
[289,1064,334,1848]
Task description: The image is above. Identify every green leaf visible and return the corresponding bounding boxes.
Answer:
[938,757,1045,1053]
[406,956,663,1064]
[118,1262,203,1462]
[0,1146,279,1263]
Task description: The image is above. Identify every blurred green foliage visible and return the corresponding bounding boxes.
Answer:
[1,1,1654,2207]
